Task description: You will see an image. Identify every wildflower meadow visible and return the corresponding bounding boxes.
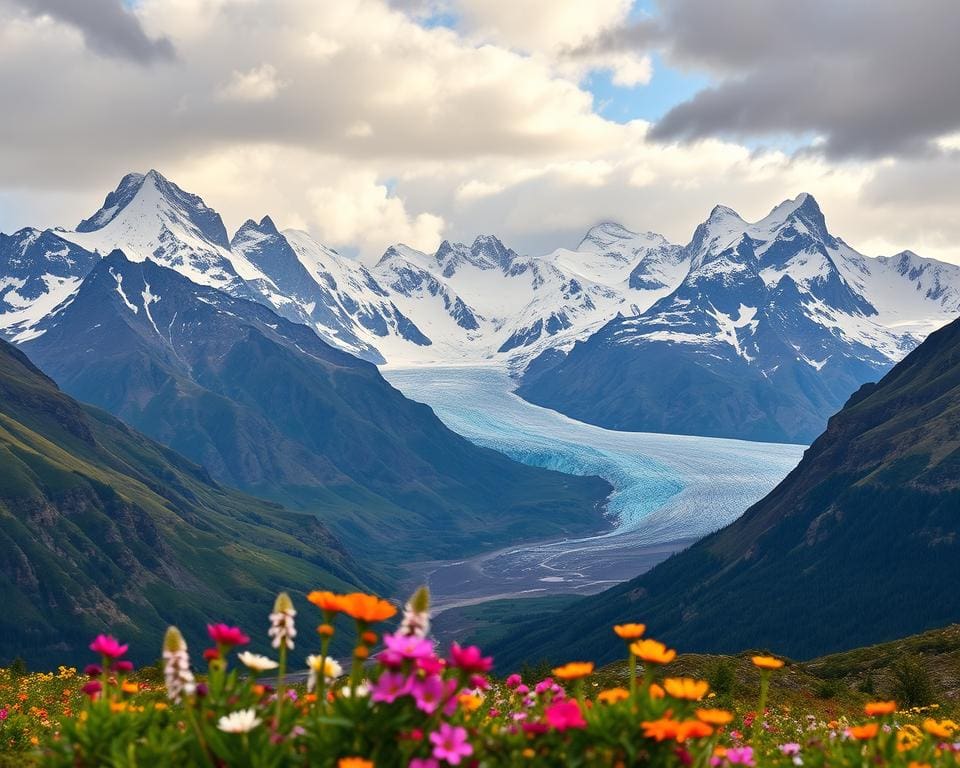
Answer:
[1,587,957,767]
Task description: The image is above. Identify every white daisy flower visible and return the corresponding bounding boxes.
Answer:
[217,708,262,734]
[237,651,279,672]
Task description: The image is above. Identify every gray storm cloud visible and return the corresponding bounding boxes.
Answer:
[574,0,960,159]
[11,0,174,63]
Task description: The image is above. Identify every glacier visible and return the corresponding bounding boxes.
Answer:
[384,366,805,609]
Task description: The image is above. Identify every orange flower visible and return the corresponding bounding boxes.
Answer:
[307,591,346,613]
[675,720,714,742]
[696,708,734,726]
[614,623,647,640]
[338,759,374,768]
[340,593,397,623]
[317,623,335,637]
[864,701,897,717]
[552,662,594,680]
[597,687,630,704]
[751,655,784,670]
[642,717,680,742]
[922,719,956,739]
[649,683,666,700]
[458,693,483,712]
[663,677,710,701]
[120,681,139,695]
[631,639,676,665]
[848,723,879,740]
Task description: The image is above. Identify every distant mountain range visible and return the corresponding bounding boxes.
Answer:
[18,251,611,561]
[491,314,960,667]
[0,338,370,666]
[3,171,958,442]
[518,195,960,442]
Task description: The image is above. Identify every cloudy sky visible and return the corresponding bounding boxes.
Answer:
[1,0,958,264]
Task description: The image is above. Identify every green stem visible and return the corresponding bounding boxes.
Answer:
[316,633,331,718]
[628,650,638,712]
[753,671,769,742]
[183,698,216,768]
[275,642,287,727]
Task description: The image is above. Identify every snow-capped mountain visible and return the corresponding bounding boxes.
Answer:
[1,172,958,390]
[516,194,960,443]
[0,228,97,342]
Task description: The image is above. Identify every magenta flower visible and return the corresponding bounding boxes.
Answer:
[544,699,587,732]
[448,642,492,673]
[81,680,102,698]
[534,677,554,695]
[112,660,134,674]
[84,664,102,678]
[372,671,413,704]
[412,674,445,714]
[429,723,473,765]
[779,743,801,756]
[384,633,434,660]
[89,634,128,659]
[0,708,8,721]
[505,673,522,689]
[207,623,250,647]
[409,759,439,768]
[725,747,756,766]
[417,655,445,676]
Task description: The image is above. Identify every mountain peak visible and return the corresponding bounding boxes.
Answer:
[258,215,279,235]
[708,204,744,222]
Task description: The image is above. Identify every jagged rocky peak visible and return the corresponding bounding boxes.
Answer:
[76,169,230,249]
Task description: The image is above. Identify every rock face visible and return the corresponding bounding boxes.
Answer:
[492,315,960,668]
[21,252,611,561]
[0,337,370,666]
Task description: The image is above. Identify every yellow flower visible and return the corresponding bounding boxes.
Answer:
[695,708,734,725]
[614,623,647,640]
[552,662,594,680]
[897,724,923,752]
[338,759,373,768]
[630,639,676,665]
[597,687,630,704]
[121,681,139,695]
[922,718,956,739]
[663,677,710,701]
[751,655,784,670]
[864,700,896,716]
[458,693,483,712]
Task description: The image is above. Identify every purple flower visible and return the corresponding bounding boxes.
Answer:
[372,671,413,704]
[429,723,473,766]
[412,674,445,714]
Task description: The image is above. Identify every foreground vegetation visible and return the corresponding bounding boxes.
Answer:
[1,589,958,766]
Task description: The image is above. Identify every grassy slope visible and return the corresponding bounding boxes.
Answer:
[0,341,375,666]
[490,317,960,669]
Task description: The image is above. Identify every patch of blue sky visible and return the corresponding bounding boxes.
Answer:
[587,53,709,123]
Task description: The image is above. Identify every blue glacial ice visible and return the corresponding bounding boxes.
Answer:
[383,366,806,608]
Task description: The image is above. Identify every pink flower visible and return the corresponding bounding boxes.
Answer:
[0,708,8,721]
[409,759,439,768]
[469,674,489,690]
[417,656,445,676]
[84,664,102,678]
[89,634,128,659]
[412,675,445,714]
[449,642,492,673]
[505,673,522,689]
[429,723,473,765]
[112,660,134,674]
[544,699,587,732]
[207,623,250,647]
[81,681,102,698]
[384,633,435,660]
[515,684,530,695]
[372,671,413,704]
[534,677,554,695]
[726,747,755,766]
